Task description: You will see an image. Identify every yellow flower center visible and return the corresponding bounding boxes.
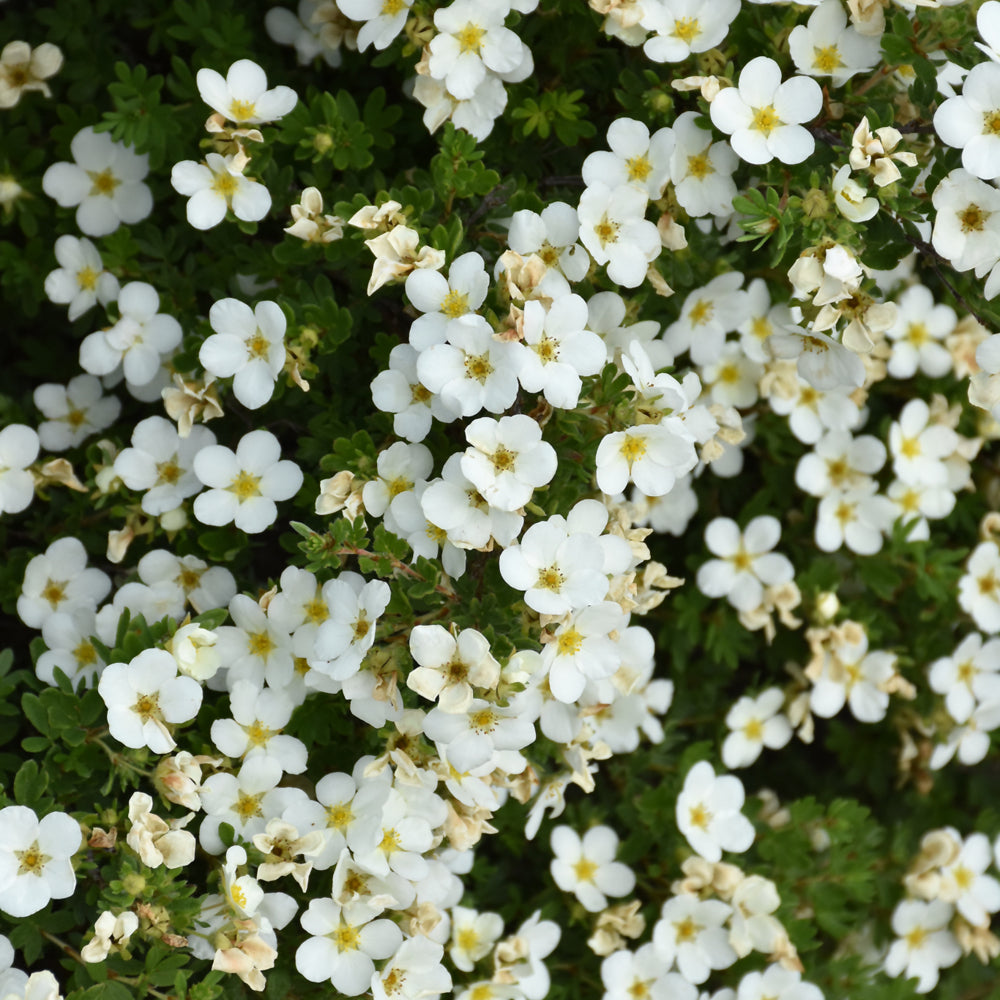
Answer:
[343,870,370,896]
[620,433,646,466]
[954,865,974,890]
[332,923,361,952]
[247,630,275,658]
[74,640,98,666]
[688,299,713,325]
[304,597,329,623]
[464,353,494,383]
[900,436,921,459]
[490,444,516,472]
[247,331,270,359]
[245,720,276,747]
[557,626,584,656]
[212,172,239,199]
[77,266,99,291]
[671,16,700,44]
[456,22,486,54]
[156,458,182,486]
[66,408,87,428]
[229,470,261,500]
[470,708,498,733]
[381,0,406,13]
[533,336,558,363]
[132,692,160,723]
[440,289,469,318]
[717,362,741,384]
[326,803,354,830]
[812,45,844,73]
[984,110,1000,135]
[905,927,927,949]
[456,927,480,951]
[594,215,619,247]
[536,566,565,591]
[573,857,598,881]
[42,581,66,607]
[89,169,120,196]
[906,322,929,346]
[230,884,248,908]
[626,155,652,182]
[686,153,713,180]
[959,204,989,232]
[688,804,711,830]
[410,383,432,404]
[751,105,780,136]
[229,98,257,122]
[352,612,371,643]
[674,916,701,942]
[387,476,412,499]
[178,567,203,591]
[235,791,264,821]
[379,827,401,853]
[744,717,764,740]
[15,842,49,876]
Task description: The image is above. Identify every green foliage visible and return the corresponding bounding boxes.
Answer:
[511,89,597,146]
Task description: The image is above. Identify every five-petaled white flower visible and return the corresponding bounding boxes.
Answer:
[196,59,297,124]
[710,56,822,165]
[42,126,153,236]
[193,429,303,533]
[0,806,82,918]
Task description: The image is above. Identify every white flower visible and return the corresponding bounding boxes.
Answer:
[929,633,1000,724]
[930,168,1000,282]
[885,285,955,378]
[809,631,897,723]
[0,425,38,516]
[641,0,740,65]
[518,295,607,409]
[736,967,823,1000]
[814,481,895,555]
[338,0,413,50]
[460,413,557,512]
[709,56,822,165]
[675,760,754,863]
[43,235,118,321]
[171,153,272,230]
[0,807,82,918]
[652,895,736,985]
[42,126,152,236]
[670,111,739,218]
[831,164,878,222]
[407,624,500,712]
[371,344,451,442]
[596,421,699,498]
[542,601,626,703]
[200,298,286,409]
[0,41,63,107]
[506,201,589,292]
[295,899,402,993]
[498,517,609,615]
[423,697,535,770]
[125,792,196,870]
[427,0,527,100]
[583,118,674,200]
[196,59,297,124]
[406,251,489,349]
[959,542,1000,633]
[34,374,120,451]
[663,271,747,365]
[416,314,524,418]
[17,536,110,630]
[79,281,182,386]
[114,416,216,516]
[98,648,203,754]
[371,936,451,1000]
[696,516,794,613]
[81,910,140,963]
[788,0,879,86]
[577,183,661,288]
[212,681,307,775]
[549,825,636,912]
[601,944,694,1000]
[883,900,961,993]
[722,688,792,768]
[888,398,958,486]
[361,440,433,535]
[938,831,1000,927]
[450,906,503,971]
[193,429,303,533]
[935,61,1000,181]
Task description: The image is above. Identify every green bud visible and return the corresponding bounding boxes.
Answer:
[803,188,830,219]
[122,872,146,897]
